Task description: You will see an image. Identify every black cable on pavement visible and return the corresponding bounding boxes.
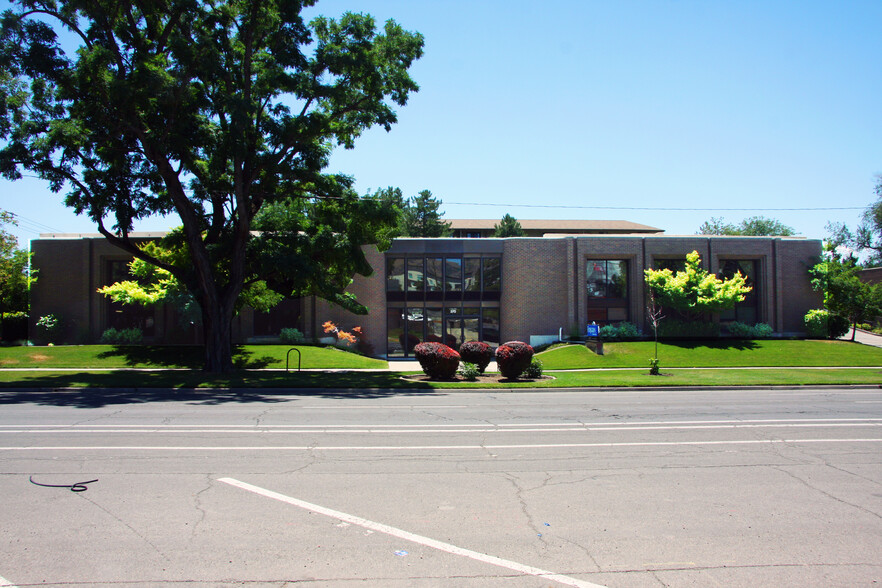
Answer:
[29,476,98,492]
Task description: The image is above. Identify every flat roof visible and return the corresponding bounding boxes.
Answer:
[447,219,663,233]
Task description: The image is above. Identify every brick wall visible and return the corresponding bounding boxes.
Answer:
[501,239,571,343]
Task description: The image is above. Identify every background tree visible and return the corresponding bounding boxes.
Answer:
[697,216,795,236]
[0,1,423,371]
[644,250,751,321]
[808,244,882,341]
[0,210,34,340]
[493,213,525,237]
[826,175,882,266]
[398,190,451,237]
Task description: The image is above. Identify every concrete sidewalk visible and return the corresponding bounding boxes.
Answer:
[845,328,882,348]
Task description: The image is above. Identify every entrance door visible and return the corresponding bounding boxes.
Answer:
[444,316,480,350]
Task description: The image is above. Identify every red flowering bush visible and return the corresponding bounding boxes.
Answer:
[414,342,461,379]
[459,341,493,374]
[495,341,534,379]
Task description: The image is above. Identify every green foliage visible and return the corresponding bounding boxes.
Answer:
[599,322,640,340]
[808,246,882,339]
[698,216,796,236]
[0,211,35,336]
[398,190,451,237]
[493,214,525,238]
[804,309,849,339]
[522,357,543,378]
[458,361,480,381]
[657,319,720,338]
[99,327,144,345]
[35,314,61,344]
[279,328,305,345]
[644,250,751,320]
[0,311,27,342]
[826,176,882,266]
[0,1,423,372]
[649,357,660,375]
[726,322,774,339]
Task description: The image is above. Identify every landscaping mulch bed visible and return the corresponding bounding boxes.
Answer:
[402,374,555,384]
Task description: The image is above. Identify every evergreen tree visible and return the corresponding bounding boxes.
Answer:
[493,214,525,237]
[399,190,451,237]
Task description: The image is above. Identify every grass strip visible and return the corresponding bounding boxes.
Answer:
[538,340,882,369]
[0,368,879,393]
[0,344,387,370]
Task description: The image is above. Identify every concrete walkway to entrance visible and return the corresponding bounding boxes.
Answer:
[845,328,882,348]
[388,359,498,372]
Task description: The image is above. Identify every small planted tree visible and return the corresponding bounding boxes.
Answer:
[644,250,751,323]
[495,341,534,379]
[646,288,664,375]
[414,342,460,379]
[459,341,493,374]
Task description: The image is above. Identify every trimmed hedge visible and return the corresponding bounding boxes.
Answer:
[804,309,849,339]
[414,342,461,379]
[99,327,144,345]
[496,340,534,379]
[726,322,773,339]
[459,341,493,373]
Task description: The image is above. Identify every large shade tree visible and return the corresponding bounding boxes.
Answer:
[0,0,423,371]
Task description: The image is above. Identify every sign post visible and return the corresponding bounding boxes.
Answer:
[585,322,603,355]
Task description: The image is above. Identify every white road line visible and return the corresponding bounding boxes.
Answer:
[219,477,606,588]
[0,575,17,587]
[1,422,880,434]
[3,439,882,451]
[1,417,880,430]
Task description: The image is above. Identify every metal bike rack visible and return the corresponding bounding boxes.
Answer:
[286,347,301,373]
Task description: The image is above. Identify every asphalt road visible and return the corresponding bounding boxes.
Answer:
[1,387,881,587]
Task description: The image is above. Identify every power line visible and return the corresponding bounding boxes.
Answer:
[3,211,62,235]
[444,202,863,212]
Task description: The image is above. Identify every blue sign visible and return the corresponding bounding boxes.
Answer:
[586,324,600,337]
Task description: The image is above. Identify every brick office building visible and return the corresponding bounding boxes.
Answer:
[29,221,823,356]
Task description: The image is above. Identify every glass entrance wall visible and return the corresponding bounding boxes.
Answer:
[386,253,502,357]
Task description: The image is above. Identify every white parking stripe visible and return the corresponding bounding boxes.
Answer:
[219,477,607,588]
[3,438,882,451]
[0,575,17,587]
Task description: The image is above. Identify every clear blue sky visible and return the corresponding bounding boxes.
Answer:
[1,0,880,246]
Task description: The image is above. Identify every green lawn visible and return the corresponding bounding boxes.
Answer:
[0,340,881,392]
[0,344,387,370]
[538,340,882,369]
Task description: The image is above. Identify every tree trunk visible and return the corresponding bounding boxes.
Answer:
[201,297,235,373]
